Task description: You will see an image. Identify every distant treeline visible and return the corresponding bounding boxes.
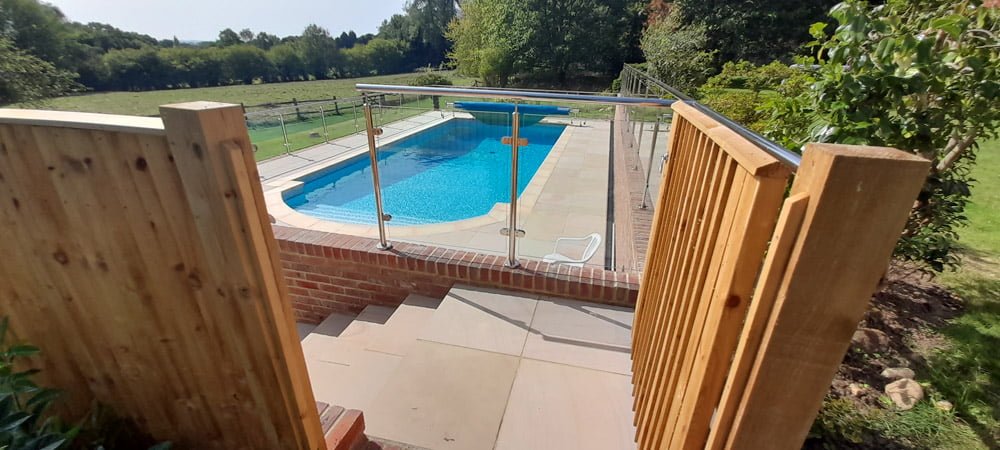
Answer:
[0,0,457,101]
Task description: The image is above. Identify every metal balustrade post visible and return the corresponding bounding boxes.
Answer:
[319,105,330,142]
[363,104,392,250]
[353,100,360,133]
[505,110,523,268]
[278,113,290,154]
[640,117,662,209]
[635,119,646,169]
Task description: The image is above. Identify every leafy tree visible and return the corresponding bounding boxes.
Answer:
[446,0,529,86]
[342,44,373,77]
[356,33,375,46]
[251,32,279,50]
[161,46,225,87]
[267,43,307,81]
[365,38,409,74]
[217,28,241,47]
[380,0,459,68]
[764,0,1000,271]
[699,60,806,131]
[448,0,644,85]
[221,45,274,84]
[335,31,358,49]
[298,24,340,78]
[669,0,840,67]
[640,11,716,93]
[0,36,78,104]
[0,0,89,70]
[100,47,171,90]
[71,22,157,52]
[238,28,254,42]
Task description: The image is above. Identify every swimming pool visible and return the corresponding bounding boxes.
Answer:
[284,118,567,226]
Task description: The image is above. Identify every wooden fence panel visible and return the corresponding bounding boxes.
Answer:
[721,144,929,449]
[0,104,324,449]
[632,100,928,449]
[631,101,791,450]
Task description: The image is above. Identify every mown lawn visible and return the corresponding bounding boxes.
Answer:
[931,140,1000,448]
[247,97,440,160]
[16,71,474,117]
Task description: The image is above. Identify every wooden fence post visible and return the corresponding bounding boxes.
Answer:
[724,143,929,449]
[160,102,326,449]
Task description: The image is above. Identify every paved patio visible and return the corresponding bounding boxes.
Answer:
[258,111,612,269]
[297,285,637,450]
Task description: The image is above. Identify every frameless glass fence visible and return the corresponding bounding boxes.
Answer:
[511,110,613,276]
[374,104,515,257]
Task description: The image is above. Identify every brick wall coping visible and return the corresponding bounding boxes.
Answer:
[273,226,640,319]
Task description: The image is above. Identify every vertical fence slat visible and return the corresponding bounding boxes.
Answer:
[642,133,721,448]
[631,100,792,450]
[706,192,809,449]
[633,118,695,390]
[637,122,712,445]
[671,168,788,450]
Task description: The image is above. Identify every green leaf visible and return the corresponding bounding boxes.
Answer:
[8,345,39,357]
[809,22,827,39]
[148,442,173,450]
[27,389,61,410]
[37,438,68,450]
[0,412,31,432]
[930,15,963,38]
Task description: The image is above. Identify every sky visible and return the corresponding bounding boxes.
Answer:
[45,0,409,42]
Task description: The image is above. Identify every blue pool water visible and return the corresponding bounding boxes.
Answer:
[285,118,566,225]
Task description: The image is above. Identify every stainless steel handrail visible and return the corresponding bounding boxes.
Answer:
[357,82,802,170]
[357,84,676,107]
[622,63,692,101]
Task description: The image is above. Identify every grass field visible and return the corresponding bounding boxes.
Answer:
[932,140,999,448]
[19,71,475,117]
[247,97,440,160]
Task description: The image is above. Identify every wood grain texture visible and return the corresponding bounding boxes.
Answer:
[630,104,791,450]
[0,102,324,449]
[725,143,929,450]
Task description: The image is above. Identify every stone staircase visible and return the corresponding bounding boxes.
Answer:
[298,284,637,450]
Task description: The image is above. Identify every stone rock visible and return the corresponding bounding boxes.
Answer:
[935,400,954,412]
[885,378,924,410]
[852,328,890,353]
[880,367,916,380]
[848,383,866,397]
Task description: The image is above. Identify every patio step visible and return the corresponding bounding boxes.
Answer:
[299,285,637,450]
[317,401,367,450]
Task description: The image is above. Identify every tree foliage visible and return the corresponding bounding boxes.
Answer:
[698,60,806,129]
[0,0,435,102]
[0,36,78,104]
[669,0,840,67]
[447,0,646,86]
[640,10,715,94]
[379,0,458,68]
[764,0,1000,271]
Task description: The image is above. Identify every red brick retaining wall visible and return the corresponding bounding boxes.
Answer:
[273,226,640,324]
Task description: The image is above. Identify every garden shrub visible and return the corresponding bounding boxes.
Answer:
[763,0,1000,272]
